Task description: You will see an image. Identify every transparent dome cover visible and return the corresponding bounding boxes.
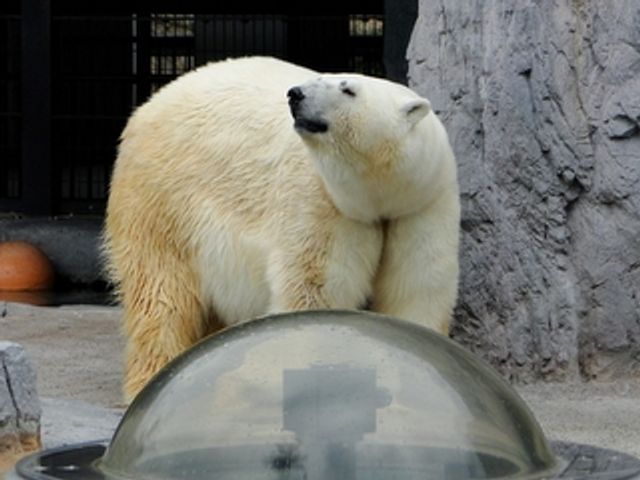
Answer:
[99,310,560,480]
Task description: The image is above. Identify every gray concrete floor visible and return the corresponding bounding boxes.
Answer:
[2,301,640,458]
[1,301,124,408]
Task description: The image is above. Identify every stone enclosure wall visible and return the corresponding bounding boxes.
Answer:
[407,0,640,381]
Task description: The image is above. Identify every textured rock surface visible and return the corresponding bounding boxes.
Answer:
[408,1,640,380]
[0,341,41,472]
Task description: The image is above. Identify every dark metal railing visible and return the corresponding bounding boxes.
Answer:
[1,11,386,215]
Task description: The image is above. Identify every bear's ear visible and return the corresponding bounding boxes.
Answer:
[402,98,431,126]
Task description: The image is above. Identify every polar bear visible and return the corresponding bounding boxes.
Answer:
[103,56,460,400]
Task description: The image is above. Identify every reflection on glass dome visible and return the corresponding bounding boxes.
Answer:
[96,310,559,480]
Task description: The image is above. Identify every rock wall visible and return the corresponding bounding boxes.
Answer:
[407,1,640,381]
[0,342,40,473]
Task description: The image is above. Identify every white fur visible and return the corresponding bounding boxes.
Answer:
[104,56,460,400]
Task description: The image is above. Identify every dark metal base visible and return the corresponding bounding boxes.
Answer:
[552,442,640,479]
[13,440,640,479]
[14,440,108,480]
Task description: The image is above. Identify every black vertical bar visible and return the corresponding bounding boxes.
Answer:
[286,14,301,65]
[136,13,151,103]
[21,0,52,214]
[384,0,417,83]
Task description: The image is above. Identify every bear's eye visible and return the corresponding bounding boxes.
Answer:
[340,82,356,97]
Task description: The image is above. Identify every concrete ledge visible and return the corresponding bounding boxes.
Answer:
[0,217,105,285]
[40,397,123,449]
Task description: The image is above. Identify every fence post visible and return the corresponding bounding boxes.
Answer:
[20,0,52,215]
[136,13,151,105]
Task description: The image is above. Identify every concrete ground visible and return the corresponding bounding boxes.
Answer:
[1,301,124,408]
[2,301,640,461]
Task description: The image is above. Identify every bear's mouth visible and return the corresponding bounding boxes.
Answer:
[288,93,328,134]
[293,116,329,134]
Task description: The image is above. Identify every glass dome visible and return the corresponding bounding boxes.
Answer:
[96,310,559,480]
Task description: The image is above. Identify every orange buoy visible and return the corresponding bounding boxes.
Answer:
[0,241,55,291]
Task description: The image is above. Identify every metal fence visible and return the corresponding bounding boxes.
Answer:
[0,10,388,215]
[0,14,20,201]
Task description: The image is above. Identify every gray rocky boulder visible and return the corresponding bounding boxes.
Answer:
[407,0,640,380]
[0,341,41,472]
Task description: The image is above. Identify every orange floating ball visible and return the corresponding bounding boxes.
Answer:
[0,241,55,291]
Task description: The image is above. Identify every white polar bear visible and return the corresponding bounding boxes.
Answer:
[103,56,460,400]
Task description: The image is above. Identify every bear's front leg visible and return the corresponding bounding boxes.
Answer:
[373,192,460,335]
[267,219,383,312]
[118,261,209,402]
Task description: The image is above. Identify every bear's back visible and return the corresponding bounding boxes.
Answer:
[124,57,316,141]
[109,56,329,245]
[113,57,319,202]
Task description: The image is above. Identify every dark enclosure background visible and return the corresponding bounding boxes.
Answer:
[1,0,416,215]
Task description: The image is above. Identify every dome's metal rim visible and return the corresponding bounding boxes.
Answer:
[13,440,640,479]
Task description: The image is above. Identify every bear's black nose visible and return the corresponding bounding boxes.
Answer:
[287,86,305,106]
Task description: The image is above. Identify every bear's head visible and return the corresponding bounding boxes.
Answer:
[287,75,448,222]
[287,75,430,139]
